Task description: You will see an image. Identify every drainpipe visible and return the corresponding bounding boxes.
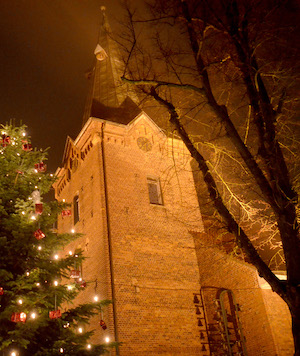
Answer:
[100,122,120,355]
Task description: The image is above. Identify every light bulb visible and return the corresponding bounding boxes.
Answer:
[31,215,36,220]
[68,251,72,255]
[54,280,58,286]
[36,282,40,287]
[78,327,83,333]
[105,337,110,343]
[37,246,42,251]
[21,211,25,215]
[71,229,75,234]
[26,271,30,276]
[87,344,91,349]
[11,352,17,356]
[18,299,23,305]
[22,132,26,137]
[62,199,65,202]
[93,296,98,302]
[54,254,59,260]
[60,348,64,353]
[67,285,72,290]
[31,312,36,319]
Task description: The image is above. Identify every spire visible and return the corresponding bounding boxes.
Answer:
[82,7,140,126]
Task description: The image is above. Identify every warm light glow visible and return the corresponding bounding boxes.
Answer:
[54,280,59,286]
[62,199,65,202]
[60,348,64,353]
[22,132,26,137]
[18,299,23,305]
[71,229,75,234]
[68,251,72,255]
[63,322,70,328]
[37,246,42,251]
[50,173,53,177]
[34,186,38,189]
[31,215,36,220]
[11,352,17,356]
[34,169,38,173]
[31,312,36,319]
[67,285,72,290]
[36,282,40,287]
[26,271,30,276]
[105,337,110,343]
[87,344,91,349]
[93,296,98,302]
[21,211,25,215]
[78,327,83,333]
[54,254,59,260]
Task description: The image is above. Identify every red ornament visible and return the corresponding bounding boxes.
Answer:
[11,312,27,323]
[76,279,86,288]
[22,142,32,151]
[34,162,47,172]
[35,203,43,215]
[61,210,72,217]
[100,320,107,330]
[34,229,45,240]
[70,270,80,279]
[0,287,3,295]
[49,309,62,319]
[1,134,11,147]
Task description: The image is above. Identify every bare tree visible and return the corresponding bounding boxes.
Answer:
[117,0,300,352]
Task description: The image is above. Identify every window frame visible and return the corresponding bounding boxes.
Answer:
[147,176,163,205]
[73,194,80,225]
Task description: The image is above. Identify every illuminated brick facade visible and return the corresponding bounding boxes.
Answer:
[54,114,293,355]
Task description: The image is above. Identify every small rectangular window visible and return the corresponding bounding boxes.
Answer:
[73,194,80,225]
[147,177,163,205]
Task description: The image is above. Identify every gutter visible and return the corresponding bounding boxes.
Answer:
[100,122,120,354]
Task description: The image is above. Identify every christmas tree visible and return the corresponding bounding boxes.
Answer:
[0,124,113,356]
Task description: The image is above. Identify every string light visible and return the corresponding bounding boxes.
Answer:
[10,351,17,356]
[60,348,64,353]
[78,327,83,333]
[87,344,91,349]
[93,296,99,302]
[67,285,72,290]
[21,211,25,215]
[31,312,36,319]
[68,251,72,256]
[22,132,26,137]
[54,280,59,286]
[36,282,40,287]
[26,271,30,276]
[54,254,59,260]
[71,229,75,234]
[37,246,42,251]
[105,337,110,343]
[18,299,23,305]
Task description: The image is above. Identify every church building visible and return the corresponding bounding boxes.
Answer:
[53,9,293,356]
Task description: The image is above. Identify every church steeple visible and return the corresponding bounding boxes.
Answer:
[82,7,140,126]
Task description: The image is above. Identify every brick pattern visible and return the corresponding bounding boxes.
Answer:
[54,116,294,355]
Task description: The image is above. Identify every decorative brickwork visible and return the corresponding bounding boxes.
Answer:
[54,114,293,355]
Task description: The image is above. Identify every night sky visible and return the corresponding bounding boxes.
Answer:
[0,0,122,172]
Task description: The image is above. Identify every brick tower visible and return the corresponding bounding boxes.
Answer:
[54,8,293,356]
